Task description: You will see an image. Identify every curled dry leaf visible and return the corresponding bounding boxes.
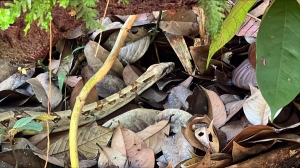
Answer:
[103,27,150,63]
[221,125,275,153]
[202,87,227,128]
[183,115,211,151]
[27,72,62,109]
[206,120,220,153]
[232,58,257,90]
[243,85,281,125]
[65,26,83,39]
[232,141,275,163]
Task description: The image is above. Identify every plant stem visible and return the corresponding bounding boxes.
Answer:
[69,14,139,168]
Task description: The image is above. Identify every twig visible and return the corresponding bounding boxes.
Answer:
[69,15,139,167]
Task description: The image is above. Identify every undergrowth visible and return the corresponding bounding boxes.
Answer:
[0,0,227,39]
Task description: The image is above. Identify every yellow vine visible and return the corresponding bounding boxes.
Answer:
[69,15,139,167]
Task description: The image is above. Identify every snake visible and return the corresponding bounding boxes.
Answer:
[0,62,175,135]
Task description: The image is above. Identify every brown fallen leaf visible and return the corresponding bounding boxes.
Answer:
[98,146,128,168]
[202,87,227,128]
[112,125,155,167]
[44,126,113,159]
[70,65,99,109]
[136,120,170,154]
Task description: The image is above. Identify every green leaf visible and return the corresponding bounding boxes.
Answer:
[18,122,43,132]
[13,116,36,129]
[207,0,256,68]
[0,129,6,135]
[256,0,300,121]
[58,71,67,92]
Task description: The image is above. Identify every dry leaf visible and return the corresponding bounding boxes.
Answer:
[96,74,126,98]
[98,146,128,168]
[0,67,35,91]
[183,115,211,151]
[243,85,282,125]
[103,27,150,63]
[156,109,192,134]
[122,64,143,85]
[45,126,113,159]
[232,141,275,163]
[160,8,198,36]
[202,87,227,128]
[161,131,193,167]
[70,65,99,109]
[84,41,123,76]
[220,120,244,142]
[136,120,170,154]
[27,72,62,109]
[164,85,193,110]
[112,125,155,167]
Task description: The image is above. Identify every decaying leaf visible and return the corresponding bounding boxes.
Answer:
[160,8,199,36]
[27,72,62,109]
[163,85,192,110]
[111,125,155,167]
[156,109,192,134]
[45,126,113,159]
[84,41,124,76]
[243,84,282,125]
[102,27,150,63]
[202,87,227,128]
[98,146,128,168]
[136,120,170,154]
[160,131,193,166]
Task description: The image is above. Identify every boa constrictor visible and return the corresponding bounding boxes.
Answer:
[0,62,175,135]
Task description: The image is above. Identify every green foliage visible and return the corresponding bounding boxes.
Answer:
[13,116,43,132]
[206,0,256,68]
[0,0,102,34]
[197,0,228,40]
[256,0,300,121]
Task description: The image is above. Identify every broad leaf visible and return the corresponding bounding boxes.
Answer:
[13,116,36,129]
[256,0,300,120]
[18,122,43,132]
[207,0,256,68]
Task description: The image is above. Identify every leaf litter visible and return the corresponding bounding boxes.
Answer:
[2,3,300,168]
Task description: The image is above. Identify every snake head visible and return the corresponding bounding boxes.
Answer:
[146,62,175,79]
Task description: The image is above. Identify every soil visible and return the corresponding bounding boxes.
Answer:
[0,0,197,63]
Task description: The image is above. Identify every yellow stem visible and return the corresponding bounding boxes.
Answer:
[69,15,139,168]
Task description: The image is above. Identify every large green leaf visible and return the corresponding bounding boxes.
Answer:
[256,0,300,120]
[207,0,256,68]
